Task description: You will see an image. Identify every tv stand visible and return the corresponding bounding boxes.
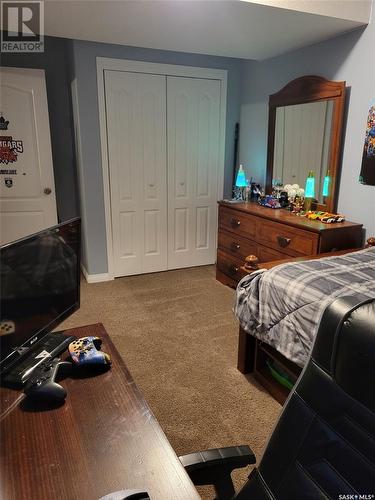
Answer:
[2,331,75,387]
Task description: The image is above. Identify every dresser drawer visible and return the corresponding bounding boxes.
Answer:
[216,250,246,283]
[257,244,288,262]
[218,229,258,259]
[256,220,319,256]
[219,206,256,239]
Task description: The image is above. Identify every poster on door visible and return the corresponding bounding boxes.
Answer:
[359,99,375,186]
[0,114,25,189]
[0,114,25,177]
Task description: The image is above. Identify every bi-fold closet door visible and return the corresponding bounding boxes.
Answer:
[104,69,221,278]
[105,71,167,277]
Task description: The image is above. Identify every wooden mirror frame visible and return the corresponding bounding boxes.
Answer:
[266,75,346,213]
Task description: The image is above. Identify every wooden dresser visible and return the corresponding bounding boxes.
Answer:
[216,201,363,288]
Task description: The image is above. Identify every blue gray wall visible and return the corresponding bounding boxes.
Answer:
[70,40,243,274]
[8,26,373,274]
[239,15,375,238]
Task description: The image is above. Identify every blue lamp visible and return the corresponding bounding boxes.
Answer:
[322,170,330,197]
[235,164,247,187]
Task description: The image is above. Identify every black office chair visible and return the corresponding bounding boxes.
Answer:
[179,295,375,499]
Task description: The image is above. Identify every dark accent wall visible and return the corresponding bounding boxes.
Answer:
[1,36,79,221]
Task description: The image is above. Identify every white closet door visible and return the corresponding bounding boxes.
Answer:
[167,76,221,270]
[104,70,167,277]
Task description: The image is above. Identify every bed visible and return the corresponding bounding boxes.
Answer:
[234,245,375,401]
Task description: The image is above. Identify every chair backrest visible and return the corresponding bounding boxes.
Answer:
[237,294,375,499]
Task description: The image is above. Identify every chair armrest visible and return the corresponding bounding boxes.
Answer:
[179,445,256,500]
[180,445,256,472]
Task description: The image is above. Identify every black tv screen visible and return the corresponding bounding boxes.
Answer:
[0,218,81,373]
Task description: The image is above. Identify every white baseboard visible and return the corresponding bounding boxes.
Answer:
[81,264,114,283]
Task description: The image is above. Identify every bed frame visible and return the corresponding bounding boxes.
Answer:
[237,237,375,404]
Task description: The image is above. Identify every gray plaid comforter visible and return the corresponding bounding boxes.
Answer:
[234,247,375,367]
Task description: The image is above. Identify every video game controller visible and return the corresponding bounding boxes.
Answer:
[24,358,72,403]
[68,336,111,366]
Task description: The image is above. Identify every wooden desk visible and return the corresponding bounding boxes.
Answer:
[0,324,199,500]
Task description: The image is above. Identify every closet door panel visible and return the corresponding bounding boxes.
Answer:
[138,75,168,274]
[105,71,140,276]
[167,76,221,269]
[105,70,167,277]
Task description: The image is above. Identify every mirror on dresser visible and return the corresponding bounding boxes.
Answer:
[266,75,346,212]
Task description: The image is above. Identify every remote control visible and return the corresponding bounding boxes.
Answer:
[24,358,73,403]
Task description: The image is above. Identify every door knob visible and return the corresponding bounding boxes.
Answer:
[44,188,52,195]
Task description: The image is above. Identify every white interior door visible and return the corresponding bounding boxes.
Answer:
[0,67,57,245]
[104,70,167,277]
[167,76,221,270]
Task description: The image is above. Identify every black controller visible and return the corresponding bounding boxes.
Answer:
[24,358,73,403]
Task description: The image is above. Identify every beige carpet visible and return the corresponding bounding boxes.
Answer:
[60,265,281,497]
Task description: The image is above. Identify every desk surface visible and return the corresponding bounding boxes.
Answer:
[0,324,199,500]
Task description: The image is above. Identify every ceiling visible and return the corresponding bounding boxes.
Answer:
[44,0,371,61]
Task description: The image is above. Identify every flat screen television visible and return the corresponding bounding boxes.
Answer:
[0,218,81,377]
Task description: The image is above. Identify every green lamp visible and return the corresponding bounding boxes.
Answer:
[322,170,330,197]
[304,170,315,211]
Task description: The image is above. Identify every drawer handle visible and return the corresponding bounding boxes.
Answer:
[230,218,241,228]
[277,236,291,248]
[231,242,240,251]
[229,264,239,274]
